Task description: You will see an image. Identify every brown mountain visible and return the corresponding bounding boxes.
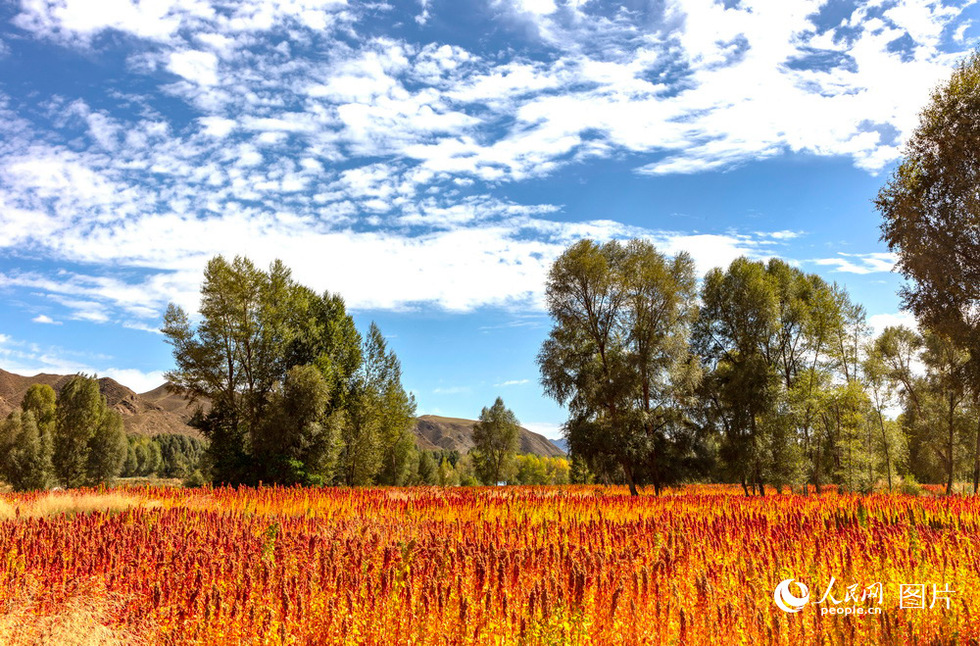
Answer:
[414,415,565,457]
[0,370,566,458]
[0,369,204,439]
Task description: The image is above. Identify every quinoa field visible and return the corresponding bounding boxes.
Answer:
[1,486,979,645]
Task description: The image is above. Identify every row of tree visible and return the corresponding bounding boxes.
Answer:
[0,377,127,491]
[120,434,208,480]
[537,240,980,496]
[413,449,571,486]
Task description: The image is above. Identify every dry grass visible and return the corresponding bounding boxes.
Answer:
[0,493,159,520]
[0,578,150,646]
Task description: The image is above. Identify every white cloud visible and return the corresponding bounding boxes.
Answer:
[522,421,564,440]
[32,314,61,325]
[0,0,975,326]
[101,368,168,393]
[433,386,471,395]
[868,310,919,337]
[199,116,237,137]
[167,50,220,86]
[812,252,897,274]
[494,378,530,387]
[0,333,161,388]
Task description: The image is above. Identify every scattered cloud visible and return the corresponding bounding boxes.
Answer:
[0,0,973,323]
[32,314,61,325]
[432,386,471,395]
[101,368,168,393]
[494,378,530,387]
[0,333,160,388]
[811,252,897,274]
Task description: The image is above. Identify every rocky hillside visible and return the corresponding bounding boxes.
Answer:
[0,370,567,458]
[414,415,565,457]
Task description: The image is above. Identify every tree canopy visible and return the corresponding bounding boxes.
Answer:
[538,239,699,495]
[163,255,416,486]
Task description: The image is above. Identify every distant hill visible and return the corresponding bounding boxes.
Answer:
[0,368,205,439]
[0,369,568,458]
[550,438,569,453]
[414,415,566,458]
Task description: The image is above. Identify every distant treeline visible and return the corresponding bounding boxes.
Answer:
[121,434,207,480]
[414,449,571,486]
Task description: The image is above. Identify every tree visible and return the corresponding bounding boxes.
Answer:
[863,338,906,491]
[163,255,370,485]
[538,239,698,495]
[0,410,52,491]
[52,375,125,488]
[2,384,57,491]
[877,52,980,492]
[22,384,56,438]
[416,451,437,485]
[878,52,980,346]
[254,365,340,485]
[53,375,105,488]
[340,323,417,486]
[472,397,521,484]
[86,408,127,485]
[694,258,781,495]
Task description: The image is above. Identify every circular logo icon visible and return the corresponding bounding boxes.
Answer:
[774,578,810,613]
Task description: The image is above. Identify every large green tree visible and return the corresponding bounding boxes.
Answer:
[165,256,414,487]
[472,397,521,485]
[693,258,869,495]
[163,256,367,485]
[878,52,980,346]
[52,375,126,488]
[1,384,57,491]
[254,364,340,485]
[538,239,699,495]
[877,52,980,493]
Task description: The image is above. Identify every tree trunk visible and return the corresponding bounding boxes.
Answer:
[947,398,955,496]
[879,411,892,492]
[624,463,638,497]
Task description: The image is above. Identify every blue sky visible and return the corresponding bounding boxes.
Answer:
[0,0,978,438]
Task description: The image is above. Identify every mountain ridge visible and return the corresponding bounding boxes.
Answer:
[0,369,566,457]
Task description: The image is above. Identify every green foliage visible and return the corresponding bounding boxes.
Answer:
[163,256,414,488]
[85,409,127,485]
[877,51,980,345]
[512,455,571,485]
[21,384,56,437]
[0,410,53,491]
[255,365,340,486]
[472,397,521,485]
[341,323,417,486]
[538,239,699,495]
[53,375,123,487]
[182,469,207,488]
[415,451,438,485]
[155,434,206,478]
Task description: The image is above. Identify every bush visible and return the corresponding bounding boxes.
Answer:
[182,470,207,488]
[899,475,923,497]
